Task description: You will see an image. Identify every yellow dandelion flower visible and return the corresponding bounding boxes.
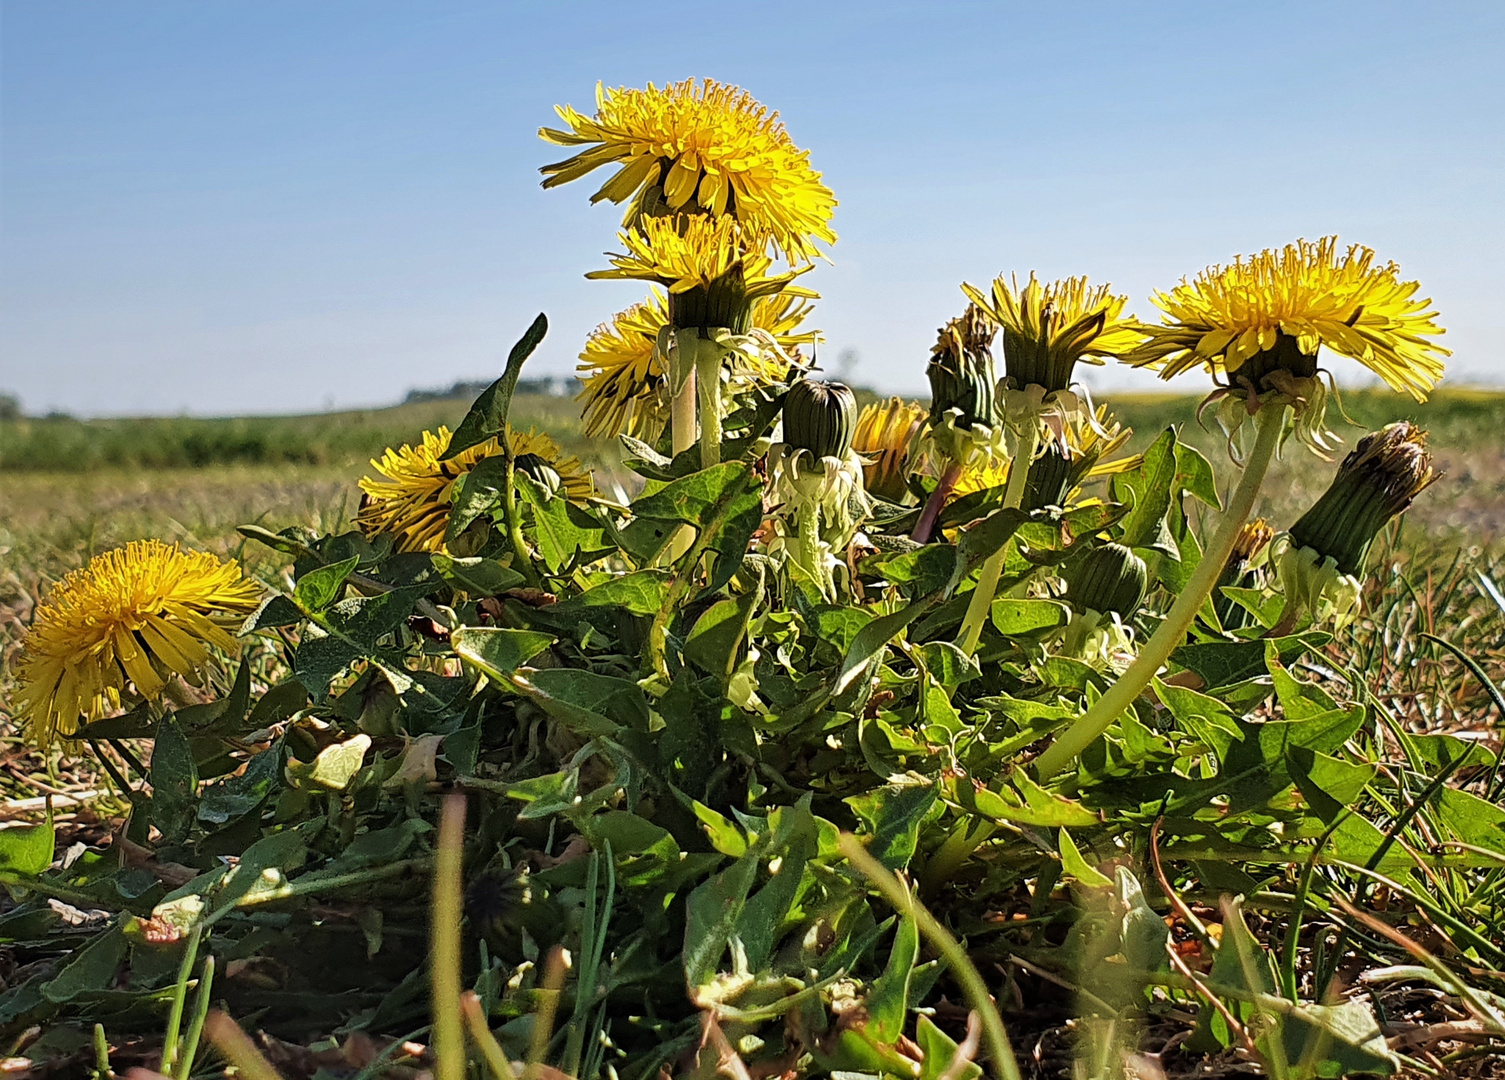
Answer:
[963,273,1140,393]
[852,397,927,503]
[540,78,837,263]
[12,541,261,747]
[587,214,812,304]
[1129,237,1448,400]
[577,295,667,442]
[577,288,820,441]
[358,426,593,553]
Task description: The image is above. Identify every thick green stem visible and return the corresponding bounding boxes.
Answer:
[671,359,697,459]
[432,794,466,1080]
[795,500,830,601]
[694,344,722,469]
[667,361,699,562]
[1033,404,1287,780]
[500,454,543,591]
[959,421,1039,655]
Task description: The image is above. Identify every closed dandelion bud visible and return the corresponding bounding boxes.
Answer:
[1021,444,1073,512]
[783,379,857,460]
[1288,422,1435,576]
[1066,543,1148,619]
[1277,422,1436,628]
[926,307,997,431]
[465,866,529,941]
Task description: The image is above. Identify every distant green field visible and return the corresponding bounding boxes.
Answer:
[1,387,1498,592]
[0,394,594,472]
[3,385,1498,472]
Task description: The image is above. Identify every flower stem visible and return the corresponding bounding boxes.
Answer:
[795,500,830,601]
[958,421,1039,655]
[672,360,697,459]
[432,793,466,1080]
[501,454,543,591]
[694,345,722,468]
[1033,403,1287,780]
[667,355,699,561]
[912,461,964,543]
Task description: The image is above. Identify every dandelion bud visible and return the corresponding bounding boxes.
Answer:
[926,307,997,431]
[1021,444,1074,512]
[782,379,857,461]
[1066,543,1148,619]
[1287,422,1436,576]
[1277,422,1436,628]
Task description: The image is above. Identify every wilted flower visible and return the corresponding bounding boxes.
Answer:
[1276,422,1437,627]
[358,427,592,553]
[13,541,261,746]
[540,78,837,263]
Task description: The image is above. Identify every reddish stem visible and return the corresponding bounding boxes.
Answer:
[911,461,964,544]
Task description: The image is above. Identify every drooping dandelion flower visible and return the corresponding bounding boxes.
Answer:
[1130,238,1448,401]
[12,541,261,746]
[540,79,837,262]
[358,427,592,553]
[852,397,927,504]
[964,273,1140,394]
[577,288,818,441]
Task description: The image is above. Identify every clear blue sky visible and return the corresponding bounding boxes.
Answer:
[2,0,1501,416]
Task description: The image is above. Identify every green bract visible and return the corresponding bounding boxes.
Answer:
[1065,541,1148,618]
[781,378,857,460]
